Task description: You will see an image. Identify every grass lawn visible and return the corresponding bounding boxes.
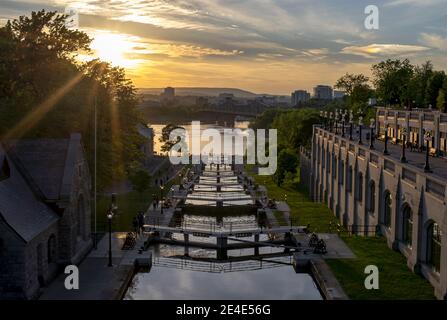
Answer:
[251,172,435,300]
[273,210,288,225]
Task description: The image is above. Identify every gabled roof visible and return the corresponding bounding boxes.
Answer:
[0,145,59,242]
[6,133,82,201]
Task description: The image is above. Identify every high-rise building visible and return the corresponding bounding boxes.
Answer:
[333,90,346,100]
[162,87,175,98]
[313,85,333,100]
[291,90,310,105]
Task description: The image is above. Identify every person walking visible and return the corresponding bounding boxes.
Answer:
[132,216,139,238]
[137,211,145,235]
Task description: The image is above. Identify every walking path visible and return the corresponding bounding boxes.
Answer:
[40,233,149,300]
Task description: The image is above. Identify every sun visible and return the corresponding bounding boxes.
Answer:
[89,31,141,69]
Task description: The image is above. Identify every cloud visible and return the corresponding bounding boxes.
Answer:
[341,43,431,58]
[385,0,445,6]
[419,33,447,51]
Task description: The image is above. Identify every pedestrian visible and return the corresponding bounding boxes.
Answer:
[132,216,139,238]
[138,211,145,235]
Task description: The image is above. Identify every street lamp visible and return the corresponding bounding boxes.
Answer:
[349,110,354,140]
[341,110,346,138]
[369,119,375,150]
[358,115,364,145]
[107,193,117,267]
[329,112,334,132]
[383,120,390,155]
[401,127,407,163]
[320,110,324,128]
[160,183,164,214]
[335,109,340,134]
[424,130,432,172]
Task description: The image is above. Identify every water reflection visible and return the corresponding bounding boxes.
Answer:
[124,244,322,300]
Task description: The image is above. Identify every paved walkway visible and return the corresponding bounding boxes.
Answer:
[293,233,356,259]
[40,232,149,300]
[346,127,447,181]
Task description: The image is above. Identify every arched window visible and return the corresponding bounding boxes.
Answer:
[368,181,376,213]
[357,173,363,201]
[347,166,353,192]
[383,191,392,228]
[47,234,57,263]
[427,222,442,272]
[402,206,413,246]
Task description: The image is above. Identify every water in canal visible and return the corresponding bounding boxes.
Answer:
[124,121,322,300]
[124,244,322,300]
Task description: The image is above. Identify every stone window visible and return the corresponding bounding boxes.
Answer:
[346,166,353,192]
[368,181,376,213]
[357,172,363,202]
[383,191,392,228]
[402,206,413,247]
[427,222,442,273]
[47,234,57,263]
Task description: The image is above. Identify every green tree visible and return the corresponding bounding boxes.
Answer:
[130,170,152,194]
[335,73,370,96]
[275,149,298,186]
[0,10,144,190]
[272,108,320,152]
[437,78,447,111]
[410,61,433,108]
[425,71,446,108]
[159,124,185,153]
[372,59,414,107]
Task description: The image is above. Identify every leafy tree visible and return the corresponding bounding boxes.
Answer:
[437,78,447,111]
[159,124,185,153]
[250,108,285,130]
[335,73,370,96]
[130,170,152,194]
[372,59,414,107]
[425,71,446,108]
[272,108,320,152]
[409,61,433,108]
[0,10,144,190]
[275,149,298,186]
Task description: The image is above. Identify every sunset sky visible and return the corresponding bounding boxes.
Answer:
[1,0,447,94]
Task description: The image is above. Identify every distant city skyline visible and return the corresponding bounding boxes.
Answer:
[1,0,447,94]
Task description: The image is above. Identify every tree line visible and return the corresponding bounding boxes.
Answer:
[0,10,144,190]
[251,59,447,186]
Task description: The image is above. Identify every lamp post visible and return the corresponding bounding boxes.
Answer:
[329,112,334,132]
[401,127,407,163]
[160,183,164,214]
[369,119,375,150]
[320,111,325,129]
[334,109,338,134]
[107,193,117,267]
[324,111,328,130]
[384,120,390,155]
[341,110,346,138]
[424,130,432,172]
[349,110,353,140]
[358,115,364,145]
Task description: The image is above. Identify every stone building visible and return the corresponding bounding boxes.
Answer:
[301,108,447,299]
[0,133,92,299]
[137,123,154,165]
